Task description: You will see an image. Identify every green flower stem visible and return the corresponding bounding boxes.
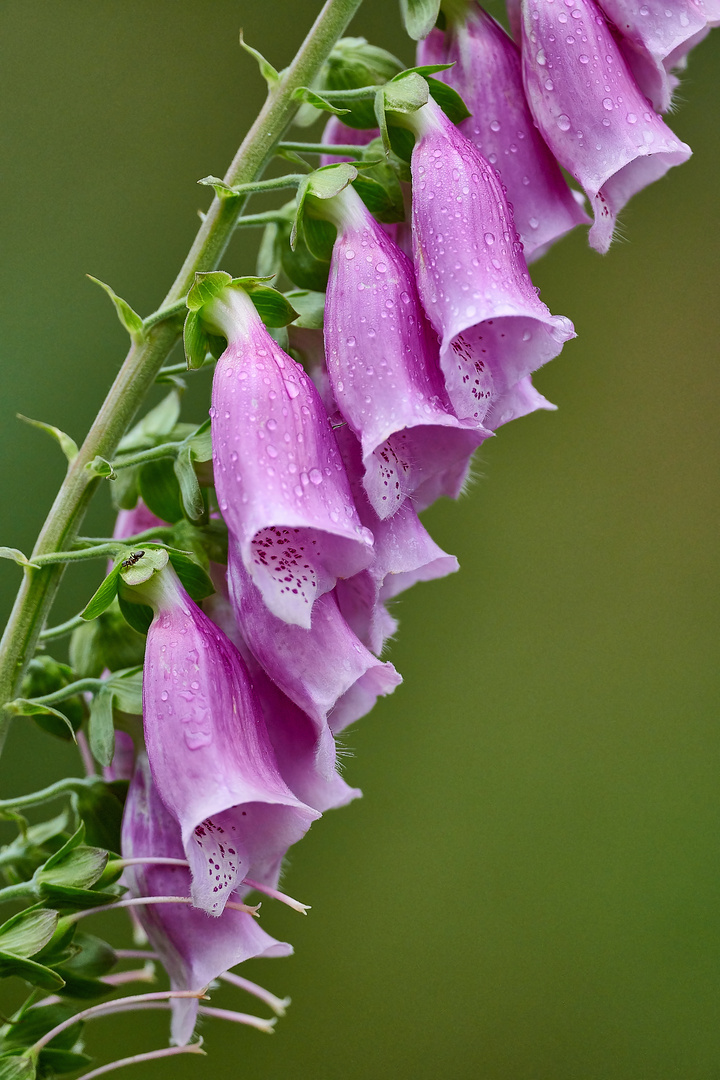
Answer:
[110,442,183,471]
[0,881,35,904]
[306,85,378,99]
[141,298,188,333]
[0,0,366,755]
[39,613,87,642]
[234,211,294,228]
[31,544,123,568]
[0,775,95,811]
[75,526,175,547]
[155,357,215,379]
[278,141,365,156]
[218,173,305,196]
[14,679,104,708]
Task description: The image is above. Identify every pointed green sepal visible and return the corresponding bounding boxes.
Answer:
[119,546,169,586]
[0,951,65,991]
[17,416,78,463]
[166,548,215,600]
[0,1052,37,1079]
[117,592,153,635]
[292,162,358,251]
[291,86,350,116]
[400,0,442,40]
[86,275,145,342]
[230,278,299,327]
[88,684,115,768]
[197,175,240,200]
[239,30,279,87]
[80,564,122,621]
[323,38,404,129]
[0,548,37,569]
[38,1050,92,1073]
[0,909,59,959]
[426,75,471,123]
[187,271,233,311]
[5,700,77,741]
[285,290,325,329]
[85,456,116,480]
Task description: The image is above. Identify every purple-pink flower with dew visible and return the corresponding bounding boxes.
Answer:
[419,2,590,261]
[204,564,362,813]
[207,285,374,628]
[227,542,401,737]
[520,0,692,252]
[136,564,319,916]
[122,754,292,1046]
[322,182,487,519]
[404,96,575,425]
[334,428,460,655]
[597,0,718,112]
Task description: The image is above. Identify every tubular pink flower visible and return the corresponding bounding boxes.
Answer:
[329,411,460,655]
[418,3,590,260]
[520,0,692,252]
[204,566,362,813]
[138,565,319,916]
[406,97,575,425]
[597,0,717,111]
[227,542,401,736]
[208,286,373,628]
[323,183,487,519]
[122,754,292,1046]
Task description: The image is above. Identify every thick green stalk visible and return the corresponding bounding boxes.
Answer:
[0,0,364,755]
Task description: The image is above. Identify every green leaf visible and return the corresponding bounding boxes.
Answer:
[197,175,239,200]
[139,458,184,524]
[291,86,350,116]
[1,1002,80,1050]
[88,685,115,768]
[0,951,65,991]
[61,932,116,979]
[37,1049,92,1075]
[117,593,153,636]
[6,701,76,741]
[285,290,325,330]
[187,418,212,462]
[0,909,59,958]
[0,548,36,569]
[166,549,215,601]
[105,668,142,714]
[183,308,210,371]
[426,75,471,124]
[36,843,108,891]
[119,546,169,587]
[187,271,233,311]
[80,565,122,621]
[399,0,442,39]
[0,1052,37,1079]
[86,275,144,342]
[75,780,127,853]
[35,883,120,910]
[239,30,279,87]
[16,416,78,463]
[117,391,182,452]
[230,280,300,328]
[84,456,116,480]
[174,445,205,522]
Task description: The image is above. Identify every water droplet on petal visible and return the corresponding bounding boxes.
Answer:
[557,114,571,131]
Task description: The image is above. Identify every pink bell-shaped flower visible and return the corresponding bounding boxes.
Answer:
[520,0,692,252]
[136,563,319,916]
[204,565,362,813]
[227,541,401,737]
[418,2,589,260]
[404,96,574,425]
[122,754,292,1046]
[208,285,374,628]
[322,182,486,519]
[598,0,717,111]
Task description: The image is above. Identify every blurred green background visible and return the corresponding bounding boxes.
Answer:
[1,3,719,1078]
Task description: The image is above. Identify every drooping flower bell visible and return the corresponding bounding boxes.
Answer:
[316,177,486,519]
[129,558,319,916]
[307,361,461,654]
[122,754,292,1046]
[597,0,718,112]
[418,1,589,260]
[395,93,574,426]
[205,283,374,628]
[520,0,692,252]
[227,543,401,737]
[204,564,362,813]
